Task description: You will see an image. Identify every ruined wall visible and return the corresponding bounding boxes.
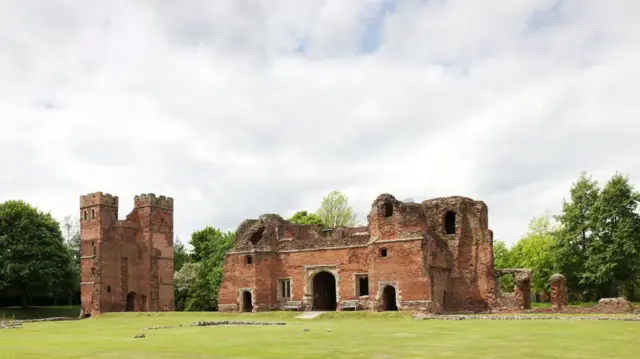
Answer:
[219,193,499,314]
[422,197,496,312]
[79,192,174,315]
[219,240,429,312]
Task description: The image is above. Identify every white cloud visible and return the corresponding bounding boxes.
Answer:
[1,0,639,245]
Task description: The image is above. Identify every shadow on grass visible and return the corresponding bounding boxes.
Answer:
[0,306,80,321]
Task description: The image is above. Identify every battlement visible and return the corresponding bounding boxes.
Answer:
[134,193,174,210]
[80,192,119,208]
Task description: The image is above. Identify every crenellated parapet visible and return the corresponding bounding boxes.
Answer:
[80,192,119,208]
[134,193,174,210]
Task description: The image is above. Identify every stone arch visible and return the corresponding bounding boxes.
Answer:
[303,265,340,310]
[240,290,253,312]
[312,271,337,311]
[237,288,254,312]
[376,281,401,311]
[382,285,398,311]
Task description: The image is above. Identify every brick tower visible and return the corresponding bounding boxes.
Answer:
[79,192,174,317]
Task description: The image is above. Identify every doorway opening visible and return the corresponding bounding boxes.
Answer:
[241,291,253,312]
[382,286,398,311]
[126,292,136,312]
[312,271,337,311]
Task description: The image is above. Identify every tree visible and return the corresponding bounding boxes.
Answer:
[288,210,325,226]
[510,214,557,298]
[315,190,358,228]
[0,200,75,308]
[493,241,516,293]
[583,173,640,299]
[174,262,201,311]
[493,240,515,292]
[62,216,81,265]
[173,236,189,272]
[552,172,600,300]
[186,227,235,311]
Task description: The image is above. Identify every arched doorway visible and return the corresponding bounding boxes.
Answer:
[312,271,337,311]
[241,291,253,312]
[382,286,398,311]
[126,292,136,312]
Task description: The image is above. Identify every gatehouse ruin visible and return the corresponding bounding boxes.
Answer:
[79,192,175,316]
[218,194,525,313]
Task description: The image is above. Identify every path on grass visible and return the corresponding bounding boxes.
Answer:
[295,311,325,319]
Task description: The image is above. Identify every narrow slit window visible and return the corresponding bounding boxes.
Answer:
[91,208,96,219]
[380,248,388,257]
[445,211,456,235]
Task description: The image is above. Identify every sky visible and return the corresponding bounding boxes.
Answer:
[1,0,639,246]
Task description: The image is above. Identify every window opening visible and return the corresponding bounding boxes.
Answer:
[357,275,369,296]
[445,211,456,235]
[384,202,393,217]
[279,279,291,298]
[380,248,388,257]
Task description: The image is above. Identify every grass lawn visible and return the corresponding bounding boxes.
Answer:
[2,311,640,358]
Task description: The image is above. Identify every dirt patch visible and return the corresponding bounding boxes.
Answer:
[141,320,286,330]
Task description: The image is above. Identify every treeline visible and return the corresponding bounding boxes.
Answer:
[0,201,80,307]
[494,172,640,302]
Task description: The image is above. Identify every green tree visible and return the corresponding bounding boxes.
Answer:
[186,227,235,311]
[0,200,75,307]
[61,215,81,305]
[316,190,357,228]
[174,262,201,311]
[510,214,557,298]
[288,210,325,226]
[493,240,515,292]
[552,172,600,300]
[584,173,640,299]
[173,236,189,272]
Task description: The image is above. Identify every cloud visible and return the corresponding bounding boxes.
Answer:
[1,0,639,245]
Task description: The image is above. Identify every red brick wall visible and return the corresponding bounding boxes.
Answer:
[79,192,174,315]
[219,194,500,314]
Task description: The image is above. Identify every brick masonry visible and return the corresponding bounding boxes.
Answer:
[79,192,174,316]
[550,273,568,311]
[218,194,502,314]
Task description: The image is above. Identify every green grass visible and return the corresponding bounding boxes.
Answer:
[2,311,640,358]
[0,305,80,320]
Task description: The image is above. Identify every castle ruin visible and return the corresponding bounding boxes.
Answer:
[79,192,174,316]
[218,194,518,313]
